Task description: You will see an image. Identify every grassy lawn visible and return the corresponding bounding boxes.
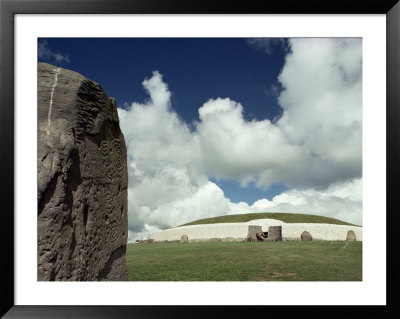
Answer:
[179,212,359,227]
[126,241,362,281]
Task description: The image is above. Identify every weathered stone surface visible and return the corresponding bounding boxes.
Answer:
[181,235,188,243]
[301,231,313,241]
[37,62,128,281]
[268,226,282,242]
[346,230,356,241]
[247,225,262,242]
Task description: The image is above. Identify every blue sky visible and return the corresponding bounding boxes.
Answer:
[39,38,286,123]
[39,38,362,241]
[39,38,288,202]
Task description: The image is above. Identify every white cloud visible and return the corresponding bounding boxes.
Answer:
[277,38,362,182]
[196,97,308,187]
[128,224,162,243]
[118,38,362,241]
[38,40,70,64]
[228,178,362,226]
[146,181,231,228]
[118,72,207,240]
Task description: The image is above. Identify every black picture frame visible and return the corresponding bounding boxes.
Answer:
[1,0,399,318]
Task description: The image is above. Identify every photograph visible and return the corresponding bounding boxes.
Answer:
[1,0,397,316]
[37,37,363,282]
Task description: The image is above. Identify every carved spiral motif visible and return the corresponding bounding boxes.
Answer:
[100,140,109,157]
[109,222,119,243]
[111,139,125,173]
[115,160,124,173]
[104,188,113,211]
[111,139,122,153]
[105,164,115,184]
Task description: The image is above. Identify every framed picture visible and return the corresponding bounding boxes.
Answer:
[1,0,398,317]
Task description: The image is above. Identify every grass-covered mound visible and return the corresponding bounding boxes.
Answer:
[179,212,358,227]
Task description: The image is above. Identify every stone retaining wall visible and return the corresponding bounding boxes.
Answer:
[153,218,362,242]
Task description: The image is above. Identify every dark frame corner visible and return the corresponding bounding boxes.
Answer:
[1,0,399,318]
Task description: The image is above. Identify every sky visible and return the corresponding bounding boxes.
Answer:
[38,38,362,242]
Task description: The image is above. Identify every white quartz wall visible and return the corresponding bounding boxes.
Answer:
[153,218,362,242]
[281,223,362,241]
[153,223,250,241]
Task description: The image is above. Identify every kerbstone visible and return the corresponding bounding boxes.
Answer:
[181,235,188,243]
[346,230,357,241]
[301,231,313,241]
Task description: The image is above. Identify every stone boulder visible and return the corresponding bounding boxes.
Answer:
[181,235,188,243]
[37,62,128,281]
[301,231,313,241]
[268,226,282,242]
[346,230,356,241]
[247,225,262,242]
[246,235,254,242]
[256,231,265,241]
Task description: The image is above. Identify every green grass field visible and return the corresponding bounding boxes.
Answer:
[179,212,359,227]
[126,241,362,281]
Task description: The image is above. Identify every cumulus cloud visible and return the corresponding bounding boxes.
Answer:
[228,178,362,226]
[118,72,207,241]
[196,97,308,187]
[118,38,362,241]
[277,38,362,186]
[38,40,70,64]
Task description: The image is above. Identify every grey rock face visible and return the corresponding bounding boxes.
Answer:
[346,230,356,241]
[247,225,262,242]
[181,235,188,243]
[37,62,128,281]
[301,231,313,241]
[268,226,282,242]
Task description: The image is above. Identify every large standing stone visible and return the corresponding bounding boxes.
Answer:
[268,226,282,242]
[37,62,128,281]
[247,225,262,242]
